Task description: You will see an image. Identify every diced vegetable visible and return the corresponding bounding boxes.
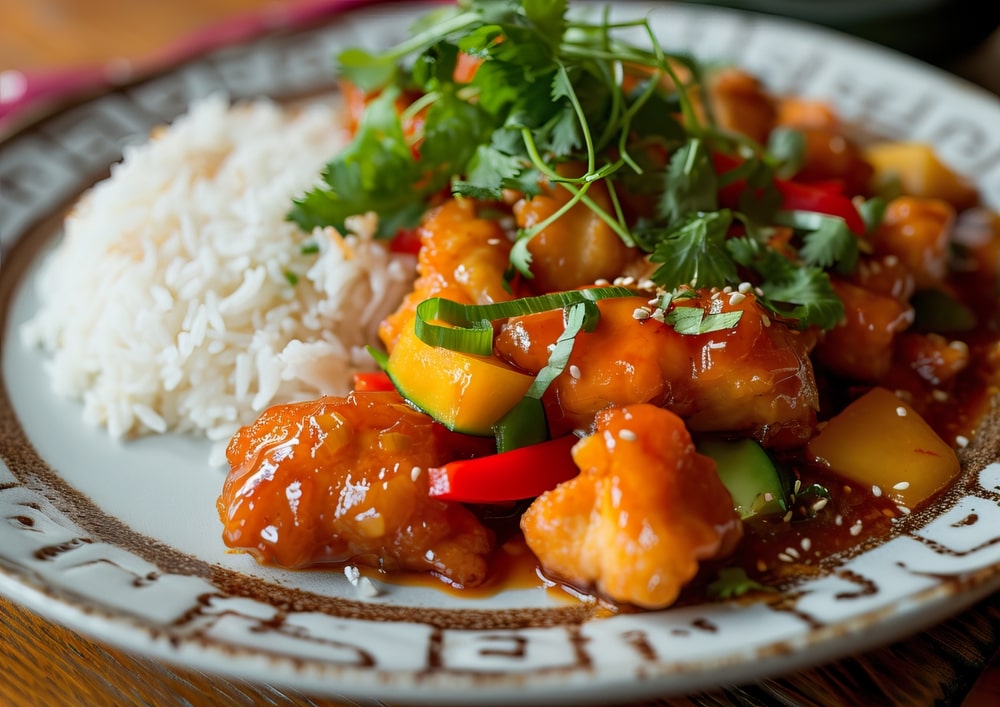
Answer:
[427,435,580,503]
[806,387,960,511]
[864,142,978,209]
[910,288,977,333]
[386,319,534,435]
[773,178,867,236]
[697,437,788,519]
[352,371,396,392]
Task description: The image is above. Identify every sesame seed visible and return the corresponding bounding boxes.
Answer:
[711,290,722,300]
[892,481,910,490]
[897,505,911,515]
[763,492,774,502]
[949,340,969,354]
[834,514,843,526]
[800,538,812,552]
[723,285,733,294]
[850,520,863,536]
[651,310,666,323]
[793,479,802,494]
[895,406,907,417]
[884,254,899,266]
[784,547,800,559]
[632,307,651,320]
[956,435,970,448]
[569,364,582,380]
[639,279,656,290]
[619,429,637,441]
[728,292,746,306]
[738,281,753,294]
[932,389,949,402]
[410,466,423,482]
[872,485,882,497]
[594,278,610,286]
[761,314,771,327]
[782,510,793,523]
[812,498,829,512]
[487,237,502,245]
[777,552,794,563]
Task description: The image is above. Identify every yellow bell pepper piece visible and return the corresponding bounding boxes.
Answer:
[864,141,978,209]
[386,320,535,435]
[806,386,960,512]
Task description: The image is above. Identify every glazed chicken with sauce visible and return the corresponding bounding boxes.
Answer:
[218,391,495,587]
[218,5,1000,612]
[495,290,819,448]
[521,403,743,609]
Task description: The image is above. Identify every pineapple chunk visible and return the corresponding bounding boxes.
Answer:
[806,387,959,511]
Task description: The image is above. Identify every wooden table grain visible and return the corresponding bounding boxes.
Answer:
[1,2,999,706]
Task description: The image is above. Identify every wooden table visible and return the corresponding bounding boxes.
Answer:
[1,2,999,706]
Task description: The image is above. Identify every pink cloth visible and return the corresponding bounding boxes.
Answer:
[0,0,382,131]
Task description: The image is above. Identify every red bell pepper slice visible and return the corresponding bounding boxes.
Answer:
[427,434,580,503]
[352,371,396,392]
[713,152,866,235]
[389,226,422,255]
[773,179,866,235]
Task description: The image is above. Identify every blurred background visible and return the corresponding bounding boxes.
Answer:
[0,0,997,118]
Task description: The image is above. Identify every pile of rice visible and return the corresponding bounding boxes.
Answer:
[21,94,417,465]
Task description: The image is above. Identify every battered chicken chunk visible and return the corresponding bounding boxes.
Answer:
[379,197,515,350]
[495,290,820,447]
[521,404,743,609]
[218,391,495,587]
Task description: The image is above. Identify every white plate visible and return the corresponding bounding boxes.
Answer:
[2,2,999,704]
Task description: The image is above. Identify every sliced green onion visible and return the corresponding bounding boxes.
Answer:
[492,300,599,452]
[414,285,633,355]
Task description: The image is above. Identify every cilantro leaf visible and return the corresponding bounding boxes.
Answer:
[664,306,743,335]
[522,0,569,40]
[781,211,859,274]
[766,127,806,179]
[453,144,526,199]
[337,47,399,92]
[758,266,844,330]
[412,42,460,89]
[288,88,424,236]
[707,567,774,600]
[647,210,738,290]
[420,88,498,182]
[658,138,718,225]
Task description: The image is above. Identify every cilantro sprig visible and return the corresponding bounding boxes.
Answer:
[290,0,873,330]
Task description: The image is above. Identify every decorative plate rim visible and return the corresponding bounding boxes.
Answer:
[2,2,999,703]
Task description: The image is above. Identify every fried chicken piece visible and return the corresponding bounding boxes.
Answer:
[218,391,494,587]
[379,197,515,350]
[521,404,742,609]
[512,164,637,293]
[495,290,820,447]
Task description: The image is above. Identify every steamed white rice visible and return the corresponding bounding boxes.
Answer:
[21,94,417,465]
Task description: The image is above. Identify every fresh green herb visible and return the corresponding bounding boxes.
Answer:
[646,210,738,290]
[283,270,299,286]
[291,0,876,330]
[300,241,320,255]
[664,306,744,335]
[707,567,774,600]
